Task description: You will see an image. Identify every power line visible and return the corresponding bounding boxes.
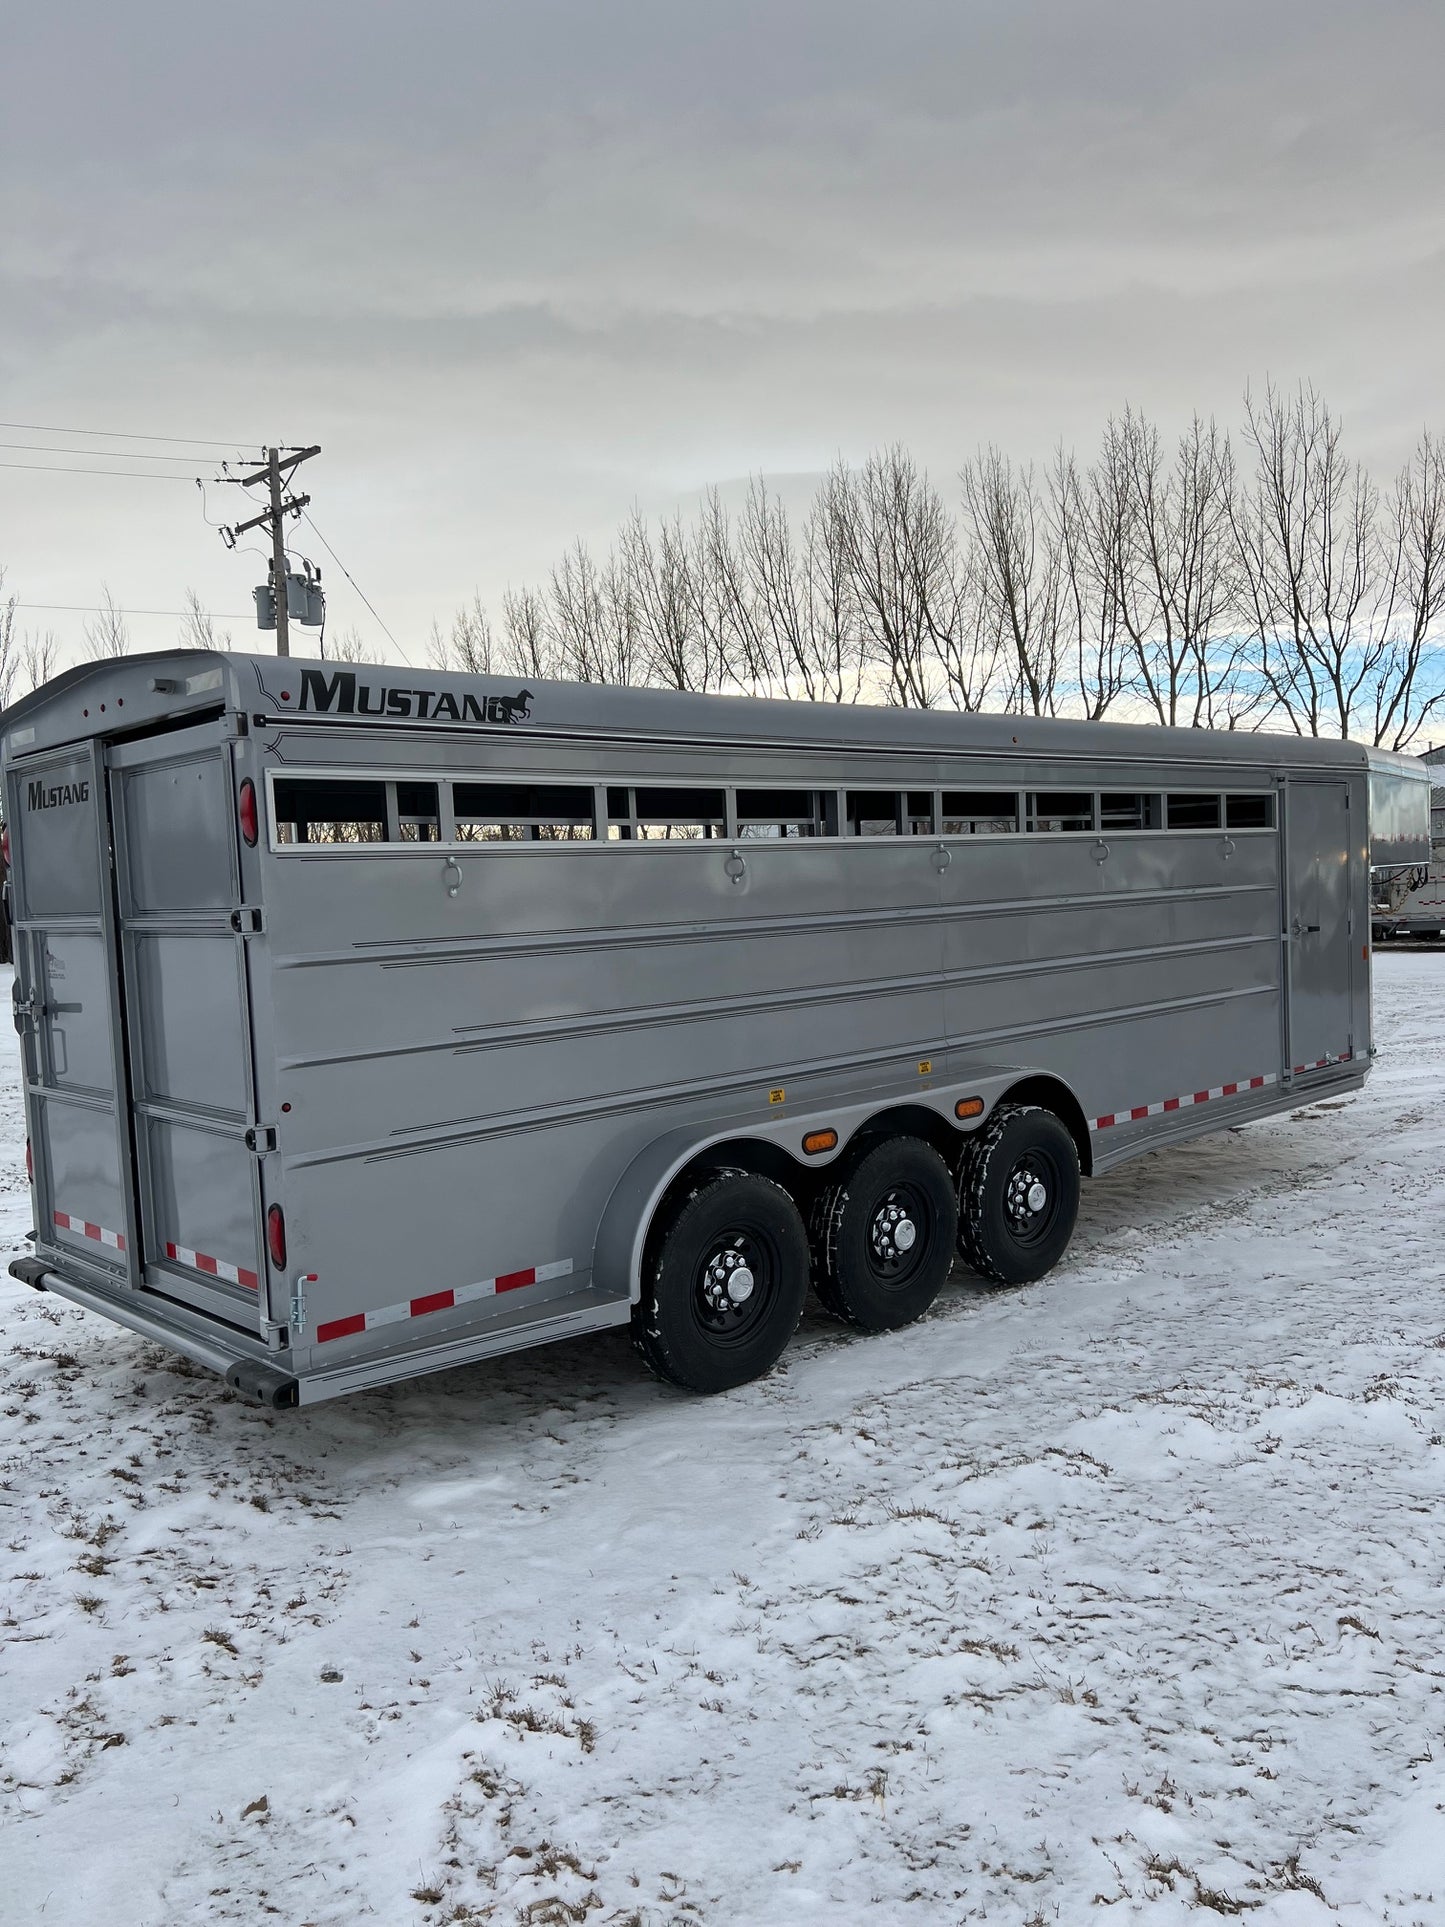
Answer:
[300,509,414,665]
[0,440,234,464]
[15,601,254,619]
[0,460,198,481]
[0,419,266,450]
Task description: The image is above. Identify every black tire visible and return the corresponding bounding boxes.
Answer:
[956,1103,1080,1286]
[813,1136,959,1331]
[632,1171,810,1393]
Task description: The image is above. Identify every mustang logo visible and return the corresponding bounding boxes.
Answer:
[27,778,91,810]
[297,670,536,725]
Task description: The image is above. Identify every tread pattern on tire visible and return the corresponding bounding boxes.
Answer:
[813,1136,957,1331]
[631,1169,807,1392]
[956,1103,1078,1285]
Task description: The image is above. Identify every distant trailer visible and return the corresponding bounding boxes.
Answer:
[1373,859,1445,940]
[1,652,1432,1406]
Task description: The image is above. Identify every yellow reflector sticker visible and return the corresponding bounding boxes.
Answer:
[768,1087,785,1105]
[918,1059,932,1075]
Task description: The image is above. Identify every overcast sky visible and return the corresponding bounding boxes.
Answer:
[3,1,1442,668]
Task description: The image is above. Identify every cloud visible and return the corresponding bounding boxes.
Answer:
[2,1,1442,663]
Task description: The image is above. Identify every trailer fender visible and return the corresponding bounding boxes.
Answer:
[592,1065,1080,1304]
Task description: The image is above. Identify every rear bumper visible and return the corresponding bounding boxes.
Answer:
[9,1257,298,1406]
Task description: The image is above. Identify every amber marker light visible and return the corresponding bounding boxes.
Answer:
[802,1128,839,1155]
[955,1097,985,1120]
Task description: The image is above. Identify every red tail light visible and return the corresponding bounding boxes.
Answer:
[25,1138,32,1185]
[239,779,259,848]
[1,824,10,867]
[266,1204,287,1269]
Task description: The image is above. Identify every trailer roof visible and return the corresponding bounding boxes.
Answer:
[0,647,1432,782]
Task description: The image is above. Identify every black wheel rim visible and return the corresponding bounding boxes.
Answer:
[863,1180,936,1292]
[690,1224,782,1348]
[1001,1147,1065,1250]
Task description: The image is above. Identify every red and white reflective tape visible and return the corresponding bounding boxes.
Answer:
[54,1209,126,1253]
[1291,1049,1355,1076]
[1093,1048,1362,1132]
[165,1240,259,1291]
[1093,1071,1277,1132]
[315,1258,574,1346]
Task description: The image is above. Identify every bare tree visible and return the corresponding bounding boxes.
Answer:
[0,566,20,710]
[1048,446,1126,721]
[178,587,230,651]
[19,629,58,696]
[327,627,377,664]
[1232,381,1395,738]
[1095,409,1255,728]
[1371,431,1445,749]
[831,448,960,708]
[734,481,811,699]
[418,397,1445,742]
[961,447,1064,716]
[619,509,719,692]
[683,489,769,697]
[499,585,557,681]
[83,584,131,662]
[544,541,642,685]
[799,484,868,705]
[429,593,494,674]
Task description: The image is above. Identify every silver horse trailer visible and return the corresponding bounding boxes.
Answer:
[2,652,1432,1406]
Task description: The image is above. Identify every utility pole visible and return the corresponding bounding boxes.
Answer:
[267,447,291,656]
[218,444,321,656]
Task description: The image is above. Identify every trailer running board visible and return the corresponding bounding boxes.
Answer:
[10,1256,631,1408]
[286,1289,631,1404]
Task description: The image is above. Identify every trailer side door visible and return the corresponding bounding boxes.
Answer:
[1284,779,1354,1072]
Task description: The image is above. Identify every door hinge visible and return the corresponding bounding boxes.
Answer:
[230,907,264,934]
[245,1124,278,1153]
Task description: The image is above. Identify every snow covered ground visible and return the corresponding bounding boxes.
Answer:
[2,960,1444,1926]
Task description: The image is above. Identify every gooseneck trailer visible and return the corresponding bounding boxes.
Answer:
[2,652,1431,1405]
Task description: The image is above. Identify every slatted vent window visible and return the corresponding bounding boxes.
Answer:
[1027,792,1095,833]
[1167,793,1223,830]
[273,777,388,844]
[940,791,1019,834]
[607,786,726,840]
[736,789,833,838]
[1225,794,1275,829]
[1099,793,1163,831]
[453,783,595,842]
[396,782,441,842]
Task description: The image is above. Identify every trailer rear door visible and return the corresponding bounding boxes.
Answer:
[9,742,140,1283]
[109,727,267,1326]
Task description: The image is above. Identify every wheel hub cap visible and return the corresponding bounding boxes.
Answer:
[703,1247,758,1312]
[871,1200,917,1262]
[1006,1164,1050,1229]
